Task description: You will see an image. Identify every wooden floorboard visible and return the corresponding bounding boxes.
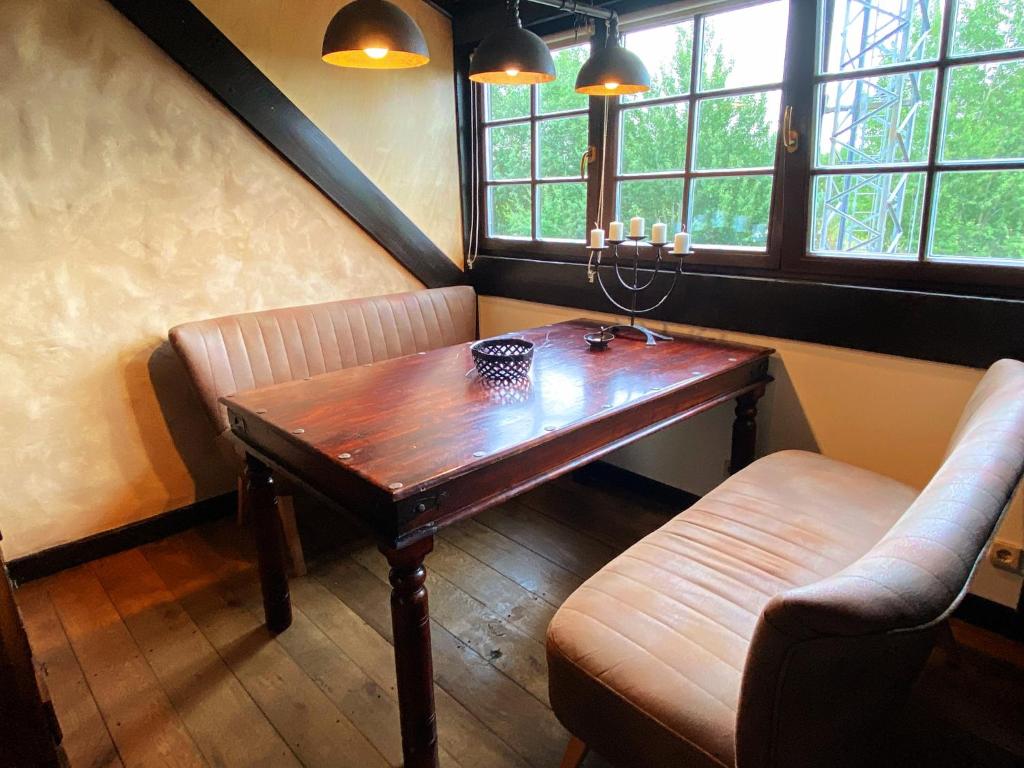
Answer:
[15,582,123,768]
[44,567,207,767]
[89,549,301,768]
[139,533,390,768]
[15,473,1024,768]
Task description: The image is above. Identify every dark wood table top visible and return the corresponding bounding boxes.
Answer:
[223,319,773,545]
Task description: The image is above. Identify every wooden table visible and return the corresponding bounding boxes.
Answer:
[222,319,773,768]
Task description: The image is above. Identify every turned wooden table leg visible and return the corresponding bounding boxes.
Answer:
[381,537,438,768]
[245,454,292,634]
[729,387,765,475]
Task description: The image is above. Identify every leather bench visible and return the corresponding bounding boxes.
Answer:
[169,286,477,574]
[548,359,1024,768]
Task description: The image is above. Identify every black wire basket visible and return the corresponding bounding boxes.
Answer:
[471,338,534,382]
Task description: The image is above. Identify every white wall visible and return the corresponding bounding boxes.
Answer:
[480,295,1024,607]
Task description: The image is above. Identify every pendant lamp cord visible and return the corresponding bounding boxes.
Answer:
[467,78,481,270]
[587,22,612,284]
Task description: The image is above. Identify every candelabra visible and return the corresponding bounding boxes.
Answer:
[586,235,691,346]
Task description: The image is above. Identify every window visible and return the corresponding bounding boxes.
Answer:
[469,0,1024,294]
[480,44,591,246]
[614,4,789,253]
[809,0,1024,267]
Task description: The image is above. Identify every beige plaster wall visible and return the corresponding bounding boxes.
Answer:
[190,0,465,264]
[479,295,1024,607]
[0,0,428,559]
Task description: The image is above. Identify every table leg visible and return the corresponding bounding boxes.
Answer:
[381,537,438,768]
[729,388,764,474]
[245,454,292,634]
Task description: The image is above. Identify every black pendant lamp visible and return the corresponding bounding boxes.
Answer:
[322,0,430,70]
[469,0,556,85]
[575,17,650,95]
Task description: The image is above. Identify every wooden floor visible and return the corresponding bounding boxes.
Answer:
[15,472,1024,768]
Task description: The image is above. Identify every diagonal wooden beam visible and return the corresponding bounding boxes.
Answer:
[108,0,465,289]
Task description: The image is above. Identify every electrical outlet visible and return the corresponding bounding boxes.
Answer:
[989,540,1024,574]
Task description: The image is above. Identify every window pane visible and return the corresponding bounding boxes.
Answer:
[488,185,532,238]
[617,179,684,233]
[619,103,689,174]
[817,71,936,167]
[941,61,1024,162]
[623,20,694,102]
[822,0,943,73]
[695,91,781,171]
[700,1,788,91]
[487,123,530,181]
[539,183,587,240]
[538,115,588,179]
[539,45,589,114]
[689,175,773,248]
[486,85,530,122]
[951,0,1023,56]
[930,170,1024,261]
[811,172,925,257]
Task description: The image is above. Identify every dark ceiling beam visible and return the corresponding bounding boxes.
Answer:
[108,0,465,288]
[451,0,672,45]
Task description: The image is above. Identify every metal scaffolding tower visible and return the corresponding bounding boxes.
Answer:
[819,0,933,254]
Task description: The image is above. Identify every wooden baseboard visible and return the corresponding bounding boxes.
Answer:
[6,492,236,585]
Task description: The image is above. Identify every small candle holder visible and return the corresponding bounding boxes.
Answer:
[585,232,692,346]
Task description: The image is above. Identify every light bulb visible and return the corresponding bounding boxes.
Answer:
[364,47,389,59]
[604,82,620,90]
[505,68,521,77]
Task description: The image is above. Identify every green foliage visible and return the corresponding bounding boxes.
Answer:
[695,93,780,170]
[487,123,530,180]
[692,176,773,247]
[487,85,529,121]
[942,60,1024,161]
[617,179,683,233]
[539,115,588,178]
[620,103,688,174]
[490,185,531,238]
[932,171,1024,260]
[487,0,1023,260]
[539,183,587,239]
[539,46,589,114]
[952,0,1024,55]
[623,21,693,103]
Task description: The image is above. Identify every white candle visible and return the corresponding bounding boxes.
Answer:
[590,228,605,249]
[651,222,667,244]
[629,216,645,238]
[673,231,690,254]
[608,221,624,241]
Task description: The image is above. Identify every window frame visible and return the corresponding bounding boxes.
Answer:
[476,40,598,259]
[469,0,1024,298]
[780,0,1024,292]
[599,6,790,270]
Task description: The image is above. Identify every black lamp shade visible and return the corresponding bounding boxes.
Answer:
[575,40,650,95]
[322,0,430,70]
[469,25,556,85]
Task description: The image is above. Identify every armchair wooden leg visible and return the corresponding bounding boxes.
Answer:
[559,736,589,768]
[276,494,306,578]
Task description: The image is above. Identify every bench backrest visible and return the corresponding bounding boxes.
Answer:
[737,358,1024,768]
[170,286,477,435]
